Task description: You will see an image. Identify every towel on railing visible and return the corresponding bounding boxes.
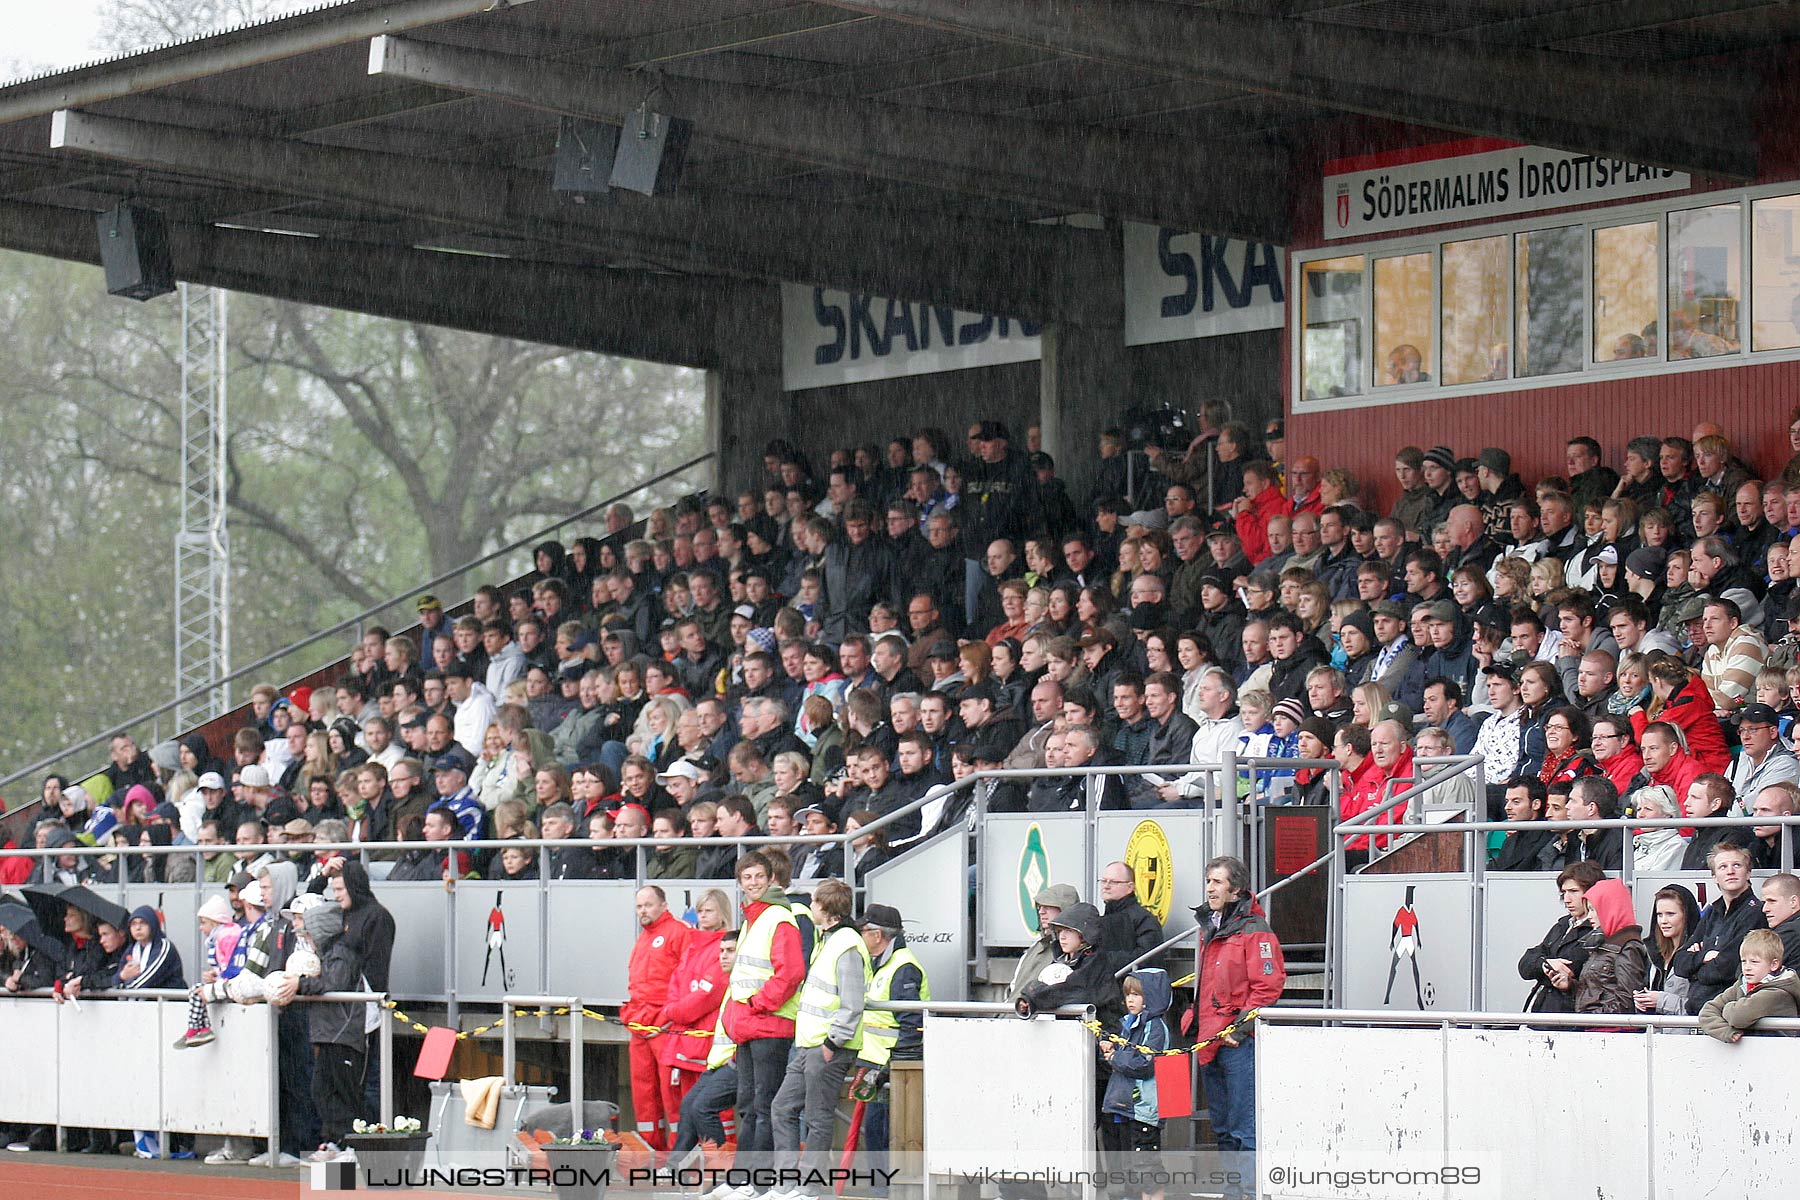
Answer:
[461,1076,504,1128]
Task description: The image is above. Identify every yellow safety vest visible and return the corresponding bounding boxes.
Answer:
[704,995,737,1069]
[859,945,929,1068]
[793,925,872,1050]
[729,901,801,1020]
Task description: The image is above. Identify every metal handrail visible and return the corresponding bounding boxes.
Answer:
[1333,812,1800,835]
[0,987,383,1002]
[1257,1006,1800,1032]
[871,1000,1089,1015]
[0,451,714,791]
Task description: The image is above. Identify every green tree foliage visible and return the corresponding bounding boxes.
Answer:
[0,249,704,787]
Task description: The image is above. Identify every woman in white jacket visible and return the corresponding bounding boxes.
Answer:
[1630,784,1689,873]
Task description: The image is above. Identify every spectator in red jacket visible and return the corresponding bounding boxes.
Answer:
[622,885,691,1150]
[1362,719,1416,853]
[1232,462,1288,565]
[1630,659,1730,774]
[1638,721,1704,803]
[1333,724,1386,866]
[1187,856,1284,1197]
[657,889,733,1130]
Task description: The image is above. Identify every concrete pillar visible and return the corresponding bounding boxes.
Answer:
[709,283,790,498]
[1039,226,1126,507]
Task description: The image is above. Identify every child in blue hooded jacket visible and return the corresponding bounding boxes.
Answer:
[1100,966,1172,1179]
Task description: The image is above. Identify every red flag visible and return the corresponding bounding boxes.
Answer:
[1154,1053,1193,1119]
[414,1026,458,1080]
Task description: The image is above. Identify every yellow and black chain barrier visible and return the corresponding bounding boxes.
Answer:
[382,1000,717,1042]
[1080,1007,1261,1057]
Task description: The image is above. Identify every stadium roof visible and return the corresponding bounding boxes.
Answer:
[0,0,1791,364]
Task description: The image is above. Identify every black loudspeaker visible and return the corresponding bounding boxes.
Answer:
[552,117,619,200]
[96,203,175,301]
[609,108,691,196]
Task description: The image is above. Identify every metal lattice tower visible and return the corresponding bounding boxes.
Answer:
[173,283,231,730]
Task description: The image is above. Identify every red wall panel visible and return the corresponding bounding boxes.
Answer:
[1288,361,1799,515]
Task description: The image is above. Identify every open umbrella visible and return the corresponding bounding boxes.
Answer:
[0,899,65,958]
[22,883,130,933]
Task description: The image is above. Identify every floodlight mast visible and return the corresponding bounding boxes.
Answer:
[173,283,231,730]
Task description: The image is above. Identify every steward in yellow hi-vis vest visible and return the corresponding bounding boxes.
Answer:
[770,880,869,1175]
[852,903,928,1158]
[856,905,928,1069]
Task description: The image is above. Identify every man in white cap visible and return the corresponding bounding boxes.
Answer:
[235,764,274,815]
[196,770,245,833]
[655,760,706,809]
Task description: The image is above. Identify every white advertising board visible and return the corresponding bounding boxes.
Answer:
[1323,138,1689,240]
[1122,225,1285,346]
[781,284,1040,390]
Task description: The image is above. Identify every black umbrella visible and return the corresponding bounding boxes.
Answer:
[22,883,130,933]
[0,900,33,933]
[0,900,64,959]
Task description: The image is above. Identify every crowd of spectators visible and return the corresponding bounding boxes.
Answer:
[11,408,1800,893]
[8,403,1800,1179]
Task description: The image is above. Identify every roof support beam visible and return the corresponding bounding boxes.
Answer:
[0,0,548,125]
[367,35,1287,241]
[0,199,727,367]
[47,108,1101,320]
[253,3,873,139]
[822,0,1758,179]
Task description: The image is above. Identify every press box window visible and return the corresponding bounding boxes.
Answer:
[1442,236,1508,385]
[1753,194,1800,352]
[1514,226,1583,378]
[1301,255,1364,401]
[1373,252,1433,387]
[1668,203,1740,359]
[1593,221,1659,363]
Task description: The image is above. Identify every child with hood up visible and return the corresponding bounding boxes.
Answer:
[113,907,187,1157]
[1100,967,1173,1184]
[175,896,242,1048]
[116,905,186,992]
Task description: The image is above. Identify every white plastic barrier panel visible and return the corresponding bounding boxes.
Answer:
[1258,1023,1799,1199]
[923,1014,1093,1178]
[1351,869,1779,1013]
[1340,874,1473,1011]
[0,999,59,1124]
[866,828,970,1002]
[0,996,272,1137]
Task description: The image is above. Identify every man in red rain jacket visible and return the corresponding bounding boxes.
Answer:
[1233,462,1289,565]
[623,885,691,1151]
[1187,855,1284,1198]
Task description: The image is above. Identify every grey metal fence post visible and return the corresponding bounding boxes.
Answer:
[266,1001,281,1168]
[1470,813,1488,1011]
[380,1000,395,1126]
[974,786,988,981]
[1220,750,1239,859]
[503,1001,516,1086]
[539,869,551,994]
[570,1004,585,1115]
[445,880,459,1028]
[157,995,169,1158]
